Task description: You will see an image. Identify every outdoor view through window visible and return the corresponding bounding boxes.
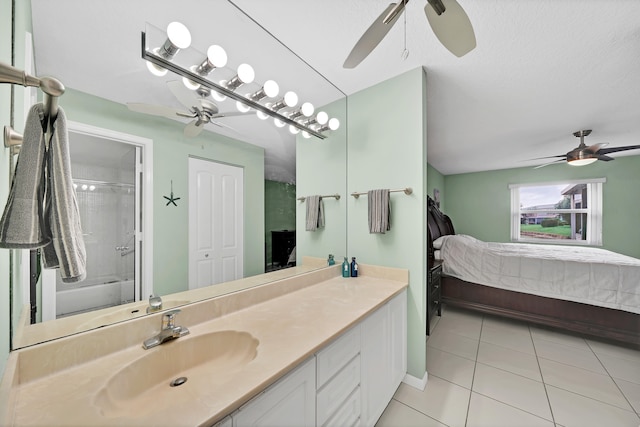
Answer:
[518,183,588,242]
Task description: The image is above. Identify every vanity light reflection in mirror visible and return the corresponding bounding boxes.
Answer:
[9,0,348,349]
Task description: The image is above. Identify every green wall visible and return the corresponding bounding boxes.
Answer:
[58,88,265,297]
[296,98,348,260]
[265,180,296,266]
[444,155,640,258]
[347,67,428,380]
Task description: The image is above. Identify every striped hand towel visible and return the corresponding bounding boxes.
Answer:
[305,195,325,231]
[0,104,49,248]
[368,189,390,234]
[40,106,87,283]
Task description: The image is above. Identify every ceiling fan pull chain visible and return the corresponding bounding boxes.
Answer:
[401,0,409,60]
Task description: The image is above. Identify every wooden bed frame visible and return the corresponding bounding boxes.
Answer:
[426,196,640,346]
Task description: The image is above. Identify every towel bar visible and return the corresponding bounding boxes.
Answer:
[298,194,341,202]
[351,188,412,199]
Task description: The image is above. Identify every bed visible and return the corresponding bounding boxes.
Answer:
[426,196,640,346]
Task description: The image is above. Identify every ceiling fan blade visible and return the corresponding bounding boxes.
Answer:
[184,120,204,137]
[527,154,567,161]
[126,102,188,119]
[597,145,640,155]
[343,3,404,69]
[210,120,239,133]
[597,154,614,161]
[167,80,199,109]
[586,142,608,153]
[211,111,248,119]
[533,159,565,169]
[424,0,476,57]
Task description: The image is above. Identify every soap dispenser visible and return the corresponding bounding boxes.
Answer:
[342,257,350,277]
[350,257,358,277]
[327,254,335,266]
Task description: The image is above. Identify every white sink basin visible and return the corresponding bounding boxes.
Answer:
[94,330,259,417]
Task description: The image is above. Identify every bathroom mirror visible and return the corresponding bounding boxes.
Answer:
[9,0,347,349]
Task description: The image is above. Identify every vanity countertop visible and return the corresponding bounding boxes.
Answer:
[2,265,408,427]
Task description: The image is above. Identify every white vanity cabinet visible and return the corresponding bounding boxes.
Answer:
[361,290,407,426]
[227,289,406,427]
[234,357,316,427]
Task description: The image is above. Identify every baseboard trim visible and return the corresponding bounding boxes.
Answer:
[402,371,428,391]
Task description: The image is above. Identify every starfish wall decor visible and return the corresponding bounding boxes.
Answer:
[164,180,181,206]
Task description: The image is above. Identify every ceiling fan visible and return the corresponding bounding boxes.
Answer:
[127,81,246,137]
[343,0,476,69]
[533,130,640,169]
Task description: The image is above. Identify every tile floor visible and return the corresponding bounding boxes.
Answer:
[376,305,640,427]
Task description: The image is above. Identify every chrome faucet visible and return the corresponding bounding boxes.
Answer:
[142,309,189,349]
[146,294,163,313]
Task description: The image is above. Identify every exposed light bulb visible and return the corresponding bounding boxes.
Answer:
[166,22,192,50]
[236,100,252,113]
[274,118,286,128]
[328,118,340,130]
[182,65,200,90]
[89,185,96,191]
[302,131,311,139]
[211,87,227,102]
[256,109,270,120]
[81,184,88,191]
[263,80,279,98]
[300,102,314,117]
[237,63,255,84]
[146,48,168,76]
[289,125,300,134]
[316,111,329,125]
[206,45,227,68]
[284,91,298,108]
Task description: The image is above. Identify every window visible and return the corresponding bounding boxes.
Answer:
[509,178,605,245]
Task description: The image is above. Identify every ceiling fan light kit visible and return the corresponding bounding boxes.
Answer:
[532,129,640,169]
[142,22,338,139]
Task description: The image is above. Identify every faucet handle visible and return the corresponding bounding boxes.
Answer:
[162,309,181,329]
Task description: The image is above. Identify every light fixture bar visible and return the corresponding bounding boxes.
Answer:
[141,32,326,139]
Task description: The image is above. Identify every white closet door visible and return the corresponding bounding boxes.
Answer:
[188,157,244,289]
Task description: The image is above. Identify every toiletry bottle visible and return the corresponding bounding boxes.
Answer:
[350,257,358,277]
[328,254,335,266]
[342,257,350,277]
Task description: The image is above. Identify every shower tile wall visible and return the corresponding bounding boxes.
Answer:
[56,161,135,294]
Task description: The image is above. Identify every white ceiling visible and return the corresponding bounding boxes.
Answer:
[30,0,640,179]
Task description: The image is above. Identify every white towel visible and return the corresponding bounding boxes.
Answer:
[305,195,325,231]
[368,189,390,234]
[0,103,86,283]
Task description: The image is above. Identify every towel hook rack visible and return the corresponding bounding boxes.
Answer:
[297,194,341,202]
[351,187,413,199]
[1,61,65,151]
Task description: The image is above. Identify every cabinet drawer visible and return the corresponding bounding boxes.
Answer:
[316,325,360,388]
[322,386,361,427]
[317,355,360,426]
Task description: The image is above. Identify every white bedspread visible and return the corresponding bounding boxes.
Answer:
[436,235,640,314]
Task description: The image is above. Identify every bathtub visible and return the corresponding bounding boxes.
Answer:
[56,277,135,318]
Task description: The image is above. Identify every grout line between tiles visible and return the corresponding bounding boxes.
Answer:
[463,313,485,427]
[531,324,557,426]
[388,398,451,427]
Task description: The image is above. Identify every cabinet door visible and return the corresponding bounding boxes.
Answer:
[234,358,316,427]
[389,291,407,389]
[360,290,407,427]
[360,305,390,427]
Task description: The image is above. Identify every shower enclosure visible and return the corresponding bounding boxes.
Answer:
[54,135,141,318]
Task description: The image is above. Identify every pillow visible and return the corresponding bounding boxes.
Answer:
[434,250,442,260]
[433,236,447,249]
